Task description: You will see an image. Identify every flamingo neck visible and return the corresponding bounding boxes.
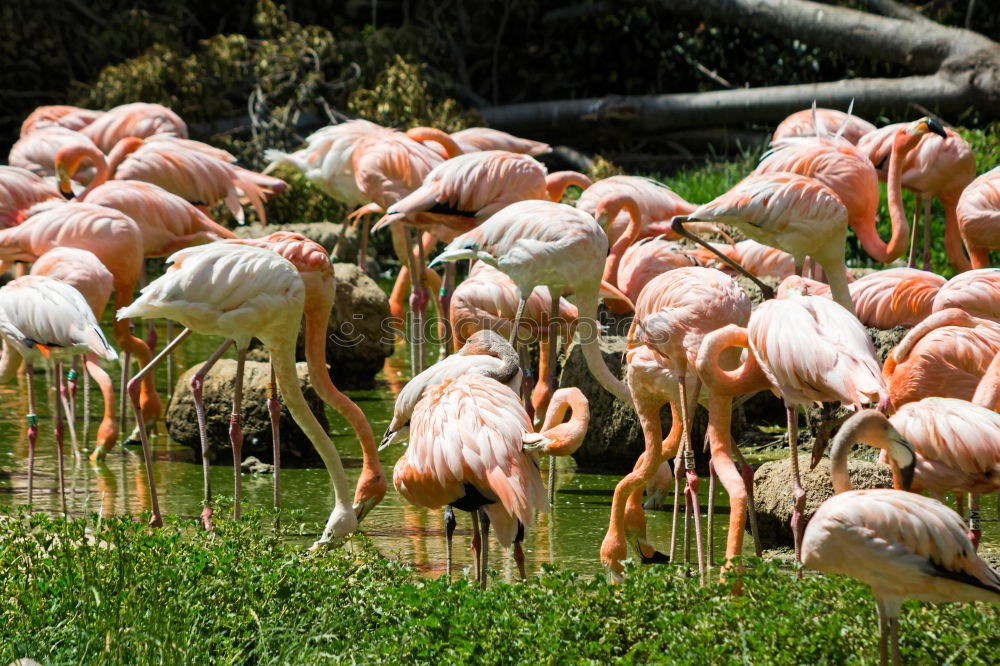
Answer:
[406,127,463,158]
[572,289,631,404]
[106,137,144,178]
[602,197,642,287]
[881,134,917,263]
[57,144,110,200]
[545,171,593,202]
[696,325,770,397]
[941,193,973,272]
[537,387,590,456]
[973,350,1000,411]
[0,339,22,383]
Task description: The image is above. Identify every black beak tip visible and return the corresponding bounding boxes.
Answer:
[900,461,916,491]
[926,118,947,139]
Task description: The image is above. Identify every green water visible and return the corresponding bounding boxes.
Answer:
[0,323,997,582]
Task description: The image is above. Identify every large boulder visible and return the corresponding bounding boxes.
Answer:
[166,359,327,465]
[752,454,894,548]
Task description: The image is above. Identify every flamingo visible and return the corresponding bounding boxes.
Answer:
[802,409,999,666]
[450,262,577,418]
[600,267,750,582]
[118,243,360,547]
[857,118,973,271]
[10,126,104,181]
[0,167,60,228]
[106,136,286,224]
[393,373,588,587]
[80,102,187,152]
[430,199,634,406]
[450,127,550,155]
[0,276,117,512]
[0,203,160,425]
[673,172,855,314]
[956,167,1000,269]
[20,105,104,136]
[848,268,946,329]
[748,277,886,562]
[574,175,700,248]
[754,135,897,265]
[28,247,117,461]
[614,236,701,306]
[771,107,876,145]
[882,308,1000,411]
[932,268,1000,321]
[688,239,796,280]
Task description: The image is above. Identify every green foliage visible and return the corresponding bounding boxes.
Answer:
[1,509,998,664]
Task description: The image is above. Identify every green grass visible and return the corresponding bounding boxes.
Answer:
[1,509,997,664]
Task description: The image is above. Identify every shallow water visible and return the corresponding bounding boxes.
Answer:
[0,323,996,583]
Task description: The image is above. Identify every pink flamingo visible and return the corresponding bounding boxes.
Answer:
[601,267,750,582]
[80,102,187,152]
[0,167,60,228]
[119,243,361,546]
[803,409,999,666]
[956,167,1000,269]
[450,127,550,156]
[689,239,796,280]
[857,118,973,270]
[575,175,700,247]
[772,107,876,145]
[848,268,946,329]
[0,275,117,512]
[10,126,103,181]
[393,373,588,586]
[749,277,886,562]
[106,136,286,224]
[614,236,701,306]
[673,172,855,314]
[932,268,1000,321]
[431,199,634,406]
[882,308,1000,411]
[29,247,118,461]
[450,262,577,418]
[20,105,104,136]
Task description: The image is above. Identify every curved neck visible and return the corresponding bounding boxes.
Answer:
[537,387,590,456]
[601,196,641,286]
[480,343,522,386]
[890,308,975,364]
[941,192,973,272]
[881,133,918,263]
[973,350,1000,411]
[106,137,144,177]
[57,144,110,200]
[545,171,592,201]
[572,289,631,404]
[828,410,906,494]
[405,127,463,158]
[300,273,385,507]
[695,325,770,397]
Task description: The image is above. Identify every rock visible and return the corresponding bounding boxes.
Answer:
[248,262,394,390]
[166,359,327,465]
[868,325,908,363]
[752,454,894,548]
[234,221,380,274]
[733,275,782,307]
[557,334,709,473]
[241,456,275,475]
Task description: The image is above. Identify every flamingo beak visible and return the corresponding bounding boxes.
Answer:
[887,427,916,491]
[353,496,379,522]
[924,117,947,139]
[809,430,828,470]
[56,166,74,199]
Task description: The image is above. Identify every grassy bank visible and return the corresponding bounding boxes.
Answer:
[1,509,997,664]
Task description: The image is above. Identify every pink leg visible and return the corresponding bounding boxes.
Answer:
[358,218,370,274]
[126,328,193,527]
[67,356,78,423]
[190,338,234,530]
[734,446,763,557]
[54,361,67,517]
[230,347,248,520]
[58,362,78,453]
[968,494,982,550]
[438,262,456,359]
[268,361,281,519]
[25,362,37,505]
[787,404,807,573]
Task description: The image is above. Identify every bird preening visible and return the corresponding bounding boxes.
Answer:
[0,98,998,666]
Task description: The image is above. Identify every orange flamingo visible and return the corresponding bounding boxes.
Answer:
[673,172,855,314]
[10,126,104,181]
[857,118,973,270]
[81,102,187,153]
[20,105,104,136]
[803,409,999,666]
[431,199,634,405]
[28,247,118,460]
[614,236,701,306]
[881,308,1000,411]
[449,261,577,417]
[575,175,699,247]
[932,268,1000,321]
[450,127,550,155]
[600,267,750,582]
[0,275,117,511]
[754,135,897,265]
[106,136,286,224]
[848,268,945,329]
[956,166,1000,268]
[0,167,60,228]
[772,107,876,145]
[119,243,360,547]
[0,203,160,423]
[393,373,588,586]
[749,277,886,562]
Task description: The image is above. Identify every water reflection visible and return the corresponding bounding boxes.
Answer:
[0,324,996,581]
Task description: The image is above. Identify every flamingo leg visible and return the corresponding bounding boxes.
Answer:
[358,218,370,274]
[548,456,557,508]
[678,373,706,585]
[54,361,67,517]
[733,445,763,558]
[58,362,78,453]
[532,288,562,423]
[126,328,193,528]
[118,347,131,436]
[508,298,527,345]
[479,508,491,590]
[444,505,457,582]
[906,195,922,268]
[230,347,248,520]
[67,356,78,424]
[165,320,174,403]
[669,453,682,561]
[403,227,428,375]
[190,338,233,531]
[470,510,482,583]
[82,357,91,449]
[267,361,281,520]
[876,599,890,666]
[438,261,456,359]
[706,458,716,570]
[26,362,37,505]
[787,404,807,572]
[513,533,527,581]
[968,493,982,550]
[85,355,118,462]
[921,196,933,271]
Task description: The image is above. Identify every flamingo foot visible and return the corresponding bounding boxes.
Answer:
[790,487,807,570]
[200,504,215,531]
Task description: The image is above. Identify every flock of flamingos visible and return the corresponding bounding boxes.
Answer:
[2,100,1000,663]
